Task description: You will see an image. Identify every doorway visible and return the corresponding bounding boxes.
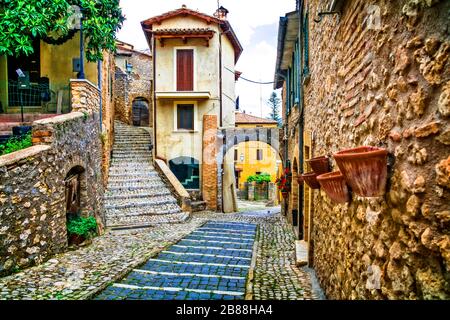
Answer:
[132,98,149,127]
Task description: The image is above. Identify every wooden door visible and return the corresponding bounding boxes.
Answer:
[176,49,194,91]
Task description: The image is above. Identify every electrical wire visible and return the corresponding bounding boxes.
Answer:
[225,67,275,85]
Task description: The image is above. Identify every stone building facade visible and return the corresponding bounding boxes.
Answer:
[0,80,105,277]
[276,0,449,299]
[114,41,152,127]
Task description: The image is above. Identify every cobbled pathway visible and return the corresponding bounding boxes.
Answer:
[94,222,256,300]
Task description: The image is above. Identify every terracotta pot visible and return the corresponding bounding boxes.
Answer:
[307,156,330,174]
[317,171,350,203]
[281,192,289,199]
[333,146,388,197]
[302,172,320,189]
[297,175,304,185]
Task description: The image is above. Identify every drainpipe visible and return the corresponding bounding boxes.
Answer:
[97,60,102,131]
[219,29,223,128]
[298,1,305,239]
[152,36,158,160]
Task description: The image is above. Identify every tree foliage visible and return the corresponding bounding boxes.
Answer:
[267,91,281,127]
[0,0,124,61]
[247,172,272,184]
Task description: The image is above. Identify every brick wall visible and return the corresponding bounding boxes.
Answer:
[302,0,449,299]
[202,115,218,210]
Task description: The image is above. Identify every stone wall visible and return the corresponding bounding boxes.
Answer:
[302,0,449,299]
[0,80,104,277]
[114,52,152,126]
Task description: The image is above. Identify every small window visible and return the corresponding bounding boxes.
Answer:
[177,104,194,130]
[256,149,263,161]
[234,149,238,161]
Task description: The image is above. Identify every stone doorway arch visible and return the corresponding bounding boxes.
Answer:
[132,97,149,127]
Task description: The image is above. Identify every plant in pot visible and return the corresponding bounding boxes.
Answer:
[281,186,290,199]
[302,172,321,189]
[67,216,98,246]
[306,156,330,174]
[317,171,350,203]
[333,146,388,197]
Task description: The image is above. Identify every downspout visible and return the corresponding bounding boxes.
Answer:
[152,36,158,160]
[298,1,305,239]
[219,27,223,128]
[98,60,102,131]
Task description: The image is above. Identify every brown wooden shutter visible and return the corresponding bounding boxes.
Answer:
[177,49,194,91]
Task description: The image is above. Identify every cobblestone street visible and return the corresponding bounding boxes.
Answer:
[0,209,324,300]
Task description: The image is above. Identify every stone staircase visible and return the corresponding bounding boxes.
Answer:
[104,122,189,229]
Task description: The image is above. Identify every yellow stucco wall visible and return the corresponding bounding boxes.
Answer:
[234,123,282,190]
[0,32,98,112]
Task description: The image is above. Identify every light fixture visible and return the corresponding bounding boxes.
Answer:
[314,0,345,23]
[126,63,133,74]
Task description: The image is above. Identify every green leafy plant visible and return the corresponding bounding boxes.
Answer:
[0,133,32,156]
[0,0,125,61]
[67,216,98,239]
[247,172,272,184]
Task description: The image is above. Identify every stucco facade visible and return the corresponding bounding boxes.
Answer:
[141,6,243,211]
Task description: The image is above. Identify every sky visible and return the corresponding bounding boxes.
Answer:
[117,0,295,118]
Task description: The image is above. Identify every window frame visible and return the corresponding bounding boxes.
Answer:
[256,149,263,161]
[173,101,198,132]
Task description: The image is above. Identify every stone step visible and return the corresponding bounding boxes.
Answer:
[106,212,190,228]
[106,182,166,191]
[108,172,158,178]
[107,176,162,184]
[109,165,155,172]
[104,189,172,200]
[105,197,178,210]
[106,202,182,217]
[191,201,207,212]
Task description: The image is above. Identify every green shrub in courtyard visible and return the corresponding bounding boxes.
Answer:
[247,172,272,184]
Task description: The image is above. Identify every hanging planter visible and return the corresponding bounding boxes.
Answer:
[297,175,304,185]
[302,172,321,189]
[307,156,330,174]
[333,146,388,197]
[317,171,350,203]
[281,191,289,199]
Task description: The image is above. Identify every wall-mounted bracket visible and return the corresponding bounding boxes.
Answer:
[313,11,341,23]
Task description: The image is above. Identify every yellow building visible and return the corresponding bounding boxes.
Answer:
[234,112,282,191]
[0,33,107,115]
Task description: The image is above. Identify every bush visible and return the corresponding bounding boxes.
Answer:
[0,133,32,156]
[247,172,272,184]
[67,216,98,239]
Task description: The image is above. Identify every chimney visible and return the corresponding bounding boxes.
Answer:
[214,6,229,20]
[181,4,187,9]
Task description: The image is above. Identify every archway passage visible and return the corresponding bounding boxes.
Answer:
[64,166,86,219]
[169,156,200,190]
[132,98,149,127]
[217,127,281,213]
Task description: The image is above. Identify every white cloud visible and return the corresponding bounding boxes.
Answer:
[118,0,293,117]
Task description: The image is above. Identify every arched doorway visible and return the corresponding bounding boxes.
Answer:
[132,97,149,127]
[64,166,86,219]
[169,156,200,190]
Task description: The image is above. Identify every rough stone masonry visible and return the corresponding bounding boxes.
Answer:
[302,0,449,299]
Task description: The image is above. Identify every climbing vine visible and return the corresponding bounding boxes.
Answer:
[0,0,124,61]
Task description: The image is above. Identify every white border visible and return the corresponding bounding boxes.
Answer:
[173,47,197,92]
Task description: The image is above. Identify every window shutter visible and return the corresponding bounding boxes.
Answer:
[177,50,194,91]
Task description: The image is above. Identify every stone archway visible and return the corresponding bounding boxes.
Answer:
[216,127,281,213]
[132,97,149,127]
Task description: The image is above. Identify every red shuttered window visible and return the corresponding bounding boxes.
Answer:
[176,49,194,91]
